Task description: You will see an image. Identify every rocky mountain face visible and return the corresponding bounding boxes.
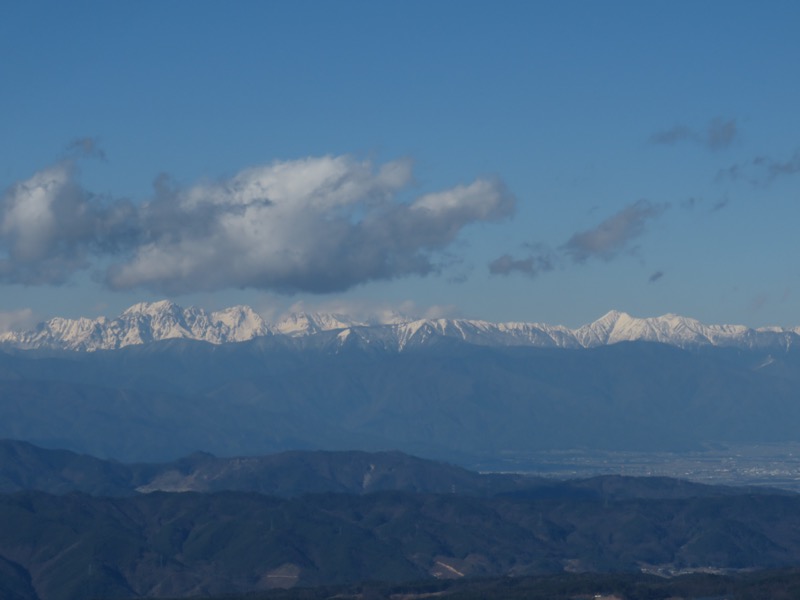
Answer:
[1,301,798,352]
[0,301,271,351]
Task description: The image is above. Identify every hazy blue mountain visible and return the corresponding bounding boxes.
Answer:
[0,440,535,497]
[1,336,799,462]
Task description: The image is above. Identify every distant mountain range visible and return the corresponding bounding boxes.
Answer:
[1,299,798,352]
[1,439,778,500]
[3,301,800,465]
[1,328,799,463]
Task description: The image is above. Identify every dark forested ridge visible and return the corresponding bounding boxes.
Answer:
[0,439,536,497]
[145,569,800,600]
[0,439,780,498]
[2,443,800,600]
[4,489,800,600]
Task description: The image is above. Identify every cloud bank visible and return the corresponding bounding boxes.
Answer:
[0,155,515,294]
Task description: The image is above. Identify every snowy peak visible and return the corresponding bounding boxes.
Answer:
[0,301,797,353]
[210,306,271,341]
[0,301,272,351]
[121,299,181,317]
[573,310,629,346]
[573,311,792,350]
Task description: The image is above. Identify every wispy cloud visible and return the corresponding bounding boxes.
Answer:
[680,197,699,210]
[706,118,738,150]
[717,150,800,186]
[711,196,730,212]
[561,199,668,263]
[490,200,668,278]
[748,292,769,313]
[0,153,515,294]
[760,151,800,178]
[650,117,737,151]
[281,298,462,323]
[648,270,664,283]
[488,249,554,278]
[64,137,106,161]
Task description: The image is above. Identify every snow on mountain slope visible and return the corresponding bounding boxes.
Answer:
[0,301,272,351]
[0,301,797,352]
[574,310,797,350]
[391,318,578,351]
[210,305,272,342]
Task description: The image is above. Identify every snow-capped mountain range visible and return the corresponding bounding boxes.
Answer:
[0,300,798,352]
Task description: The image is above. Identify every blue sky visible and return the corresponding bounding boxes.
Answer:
[1,1,799,329]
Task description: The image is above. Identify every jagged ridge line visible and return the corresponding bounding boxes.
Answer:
[0,300,798,352]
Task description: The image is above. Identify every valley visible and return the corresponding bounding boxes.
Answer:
[483,443,800,492]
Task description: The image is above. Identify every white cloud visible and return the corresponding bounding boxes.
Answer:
[278,297,462,324]
[0,160,135,284]
[0,308,37,333]
[107,156,514,293]
[0,155,515,294]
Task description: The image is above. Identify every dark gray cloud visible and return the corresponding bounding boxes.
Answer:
[490,200,667,279]
[0,155,515,293]
[561,199,668,263]
[0,162,135,284]
[651,118,737,151]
